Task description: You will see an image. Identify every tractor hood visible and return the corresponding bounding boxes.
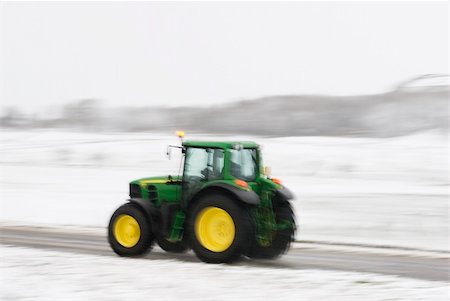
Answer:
[131,175,182,186]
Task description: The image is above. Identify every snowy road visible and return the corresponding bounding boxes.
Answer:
[1,225,448,282]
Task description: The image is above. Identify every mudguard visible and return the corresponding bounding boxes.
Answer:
[127,198,160,232]
[275,186,294,201]
[273,186,295,207]
[193,183,260,206]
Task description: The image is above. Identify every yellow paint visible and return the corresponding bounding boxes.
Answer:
[139,180,168,185]
[195,207,235,252]
[113,214,141,248]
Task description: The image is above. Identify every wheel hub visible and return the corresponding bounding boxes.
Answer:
[113,214,141,248]
[195,207,235,252]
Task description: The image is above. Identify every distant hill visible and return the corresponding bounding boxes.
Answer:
[1,75,448,137]
[185,84,448,137]
[161,75,449,137]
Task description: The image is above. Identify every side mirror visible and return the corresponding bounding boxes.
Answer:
[264,166,272,178]
[167,145,184,159]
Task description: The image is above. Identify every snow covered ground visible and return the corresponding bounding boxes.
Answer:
[0,130,448,251]
[1,245,448,301]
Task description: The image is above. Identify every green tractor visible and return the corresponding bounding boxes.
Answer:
[108,132,296,263]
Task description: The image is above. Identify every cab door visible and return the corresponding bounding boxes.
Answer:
[182,147,224,206]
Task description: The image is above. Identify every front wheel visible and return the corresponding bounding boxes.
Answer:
[108,203,154,256]
[187,194,252,263]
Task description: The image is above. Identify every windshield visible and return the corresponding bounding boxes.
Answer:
[230,148,258,181]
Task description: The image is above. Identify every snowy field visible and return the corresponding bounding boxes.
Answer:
[1,245,448,301]
[0,129,448,251]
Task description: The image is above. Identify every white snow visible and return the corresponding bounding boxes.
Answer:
[0,245,448,301]
[0,129,448,251]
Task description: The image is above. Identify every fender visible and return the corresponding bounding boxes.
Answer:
[275,186,294,201]
[192,183,260,206]
[127,198,160,232]
[273,186,295,207]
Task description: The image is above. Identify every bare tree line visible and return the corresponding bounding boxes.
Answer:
[1,76,448,137]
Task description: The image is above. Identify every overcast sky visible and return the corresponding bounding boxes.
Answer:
[0,1,448,109]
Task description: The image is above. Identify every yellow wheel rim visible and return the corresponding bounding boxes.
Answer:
[195,207,235,252]
[113,214,141,248]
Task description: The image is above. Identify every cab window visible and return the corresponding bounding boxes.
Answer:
[184,148,224,181]
[230,148,258,181]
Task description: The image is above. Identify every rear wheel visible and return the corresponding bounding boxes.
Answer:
[187,194,252,263]
[108,203,154,256]
[247,204,295,259]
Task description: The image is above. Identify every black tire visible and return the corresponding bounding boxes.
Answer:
[157,236,188,253]
[187,193,252,263]
[108,203,154,257]
[247,204,296,259]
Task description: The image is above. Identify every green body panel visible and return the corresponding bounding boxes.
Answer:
[127,140,293,246]
[131,176,181,206]
[168,210,185,242]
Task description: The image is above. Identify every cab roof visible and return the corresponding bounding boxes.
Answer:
[182,140,259,149]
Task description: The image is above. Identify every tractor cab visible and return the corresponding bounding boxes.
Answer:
[181,140,261,205]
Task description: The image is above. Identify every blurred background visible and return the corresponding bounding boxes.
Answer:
[0,1,448,300]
